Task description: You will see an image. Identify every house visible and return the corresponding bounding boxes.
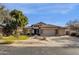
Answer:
[65,23,79,35]
[24,22,66,36]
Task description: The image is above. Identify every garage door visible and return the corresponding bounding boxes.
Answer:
[42,30,55,36]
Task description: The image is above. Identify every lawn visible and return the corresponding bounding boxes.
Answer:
[0,35,29,44]
[3,35,29,40]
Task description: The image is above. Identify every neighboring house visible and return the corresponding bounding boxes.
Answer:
[65,24,79,35]
[24,22,66,36]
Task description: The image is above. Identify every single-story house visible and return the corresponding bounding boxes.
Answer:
[65,24,79,35]
[24,22,66,36]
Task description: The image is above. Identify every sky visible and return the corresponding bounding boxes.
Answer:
[3,3,79,26]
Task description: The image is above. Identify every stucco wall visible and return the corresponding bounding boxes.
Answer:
[58,29,65,36]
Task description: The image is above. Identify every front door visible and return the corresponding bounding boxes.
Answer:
[34,29,39,35]
[55,29,58,35]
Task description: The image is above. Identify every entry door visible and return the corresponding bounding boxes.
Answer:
[55,29,58,35]
[34,29,39,35]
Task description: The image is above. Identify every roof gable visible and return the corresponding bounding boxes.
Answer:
[31,22,64,28]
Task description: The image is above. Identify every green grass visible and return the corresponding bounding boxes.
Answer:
[18,35,29,40]
[3,35,29,40]
[0,35,29,44]
[1,39,14,44]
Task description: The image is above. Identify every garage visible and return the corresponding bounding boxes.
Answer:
[42,29,56,36]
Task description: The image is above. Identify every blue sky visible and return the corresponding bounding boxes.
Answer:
[3,3,79,26]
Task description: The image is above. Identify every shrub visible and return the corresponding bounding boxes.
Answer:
[70,33,76,36]
[76,33,79,37]
[18,35,29,40]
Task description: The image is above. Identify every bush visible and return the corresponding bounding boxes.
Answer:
[76,33,79,37]
[70,33,76,36]
[17,35,29,40]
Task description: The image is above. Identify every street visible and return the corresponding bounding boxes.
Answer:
[0,45,79,55]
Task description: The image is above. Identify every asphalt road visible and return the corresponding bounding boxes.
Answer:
[0,46,79,55]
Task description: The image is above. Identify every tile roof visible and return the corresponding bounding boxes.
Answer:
[31,22,64,28]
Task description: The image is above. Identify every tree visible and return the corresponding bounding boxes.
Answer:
[66,20,79,30]
[0,4,13,36]
[10,9,28,28]
[0,5,28,36]
[10,9,28,36]
[2,19,17,36]
[0,4,10,24]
